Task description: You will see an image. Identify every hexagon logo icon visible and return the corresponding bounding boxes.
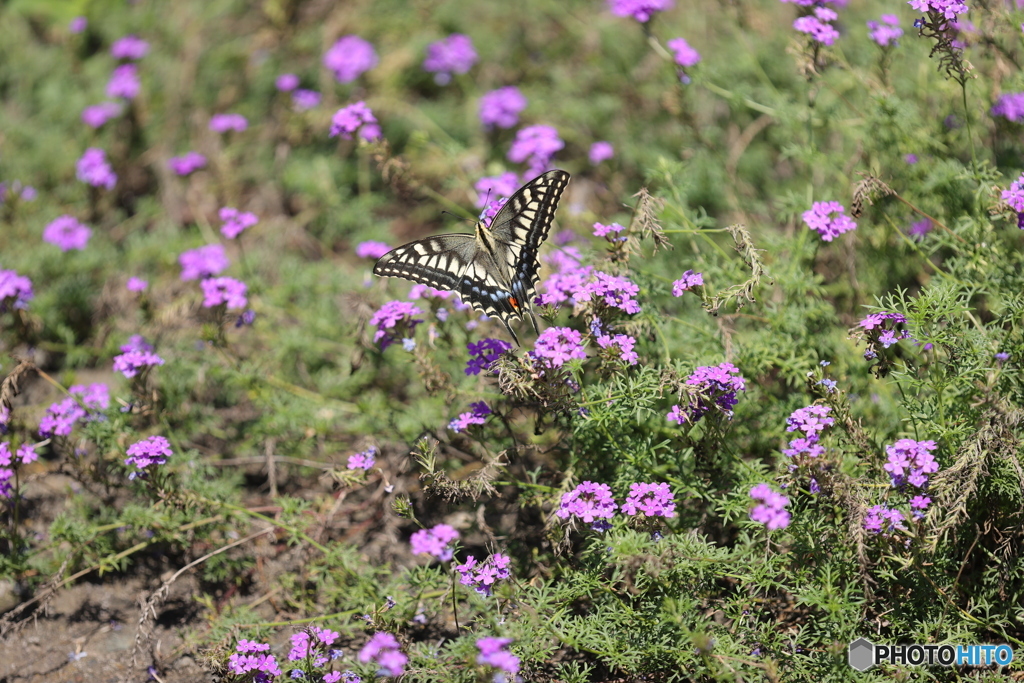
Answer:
[848,638,875,671]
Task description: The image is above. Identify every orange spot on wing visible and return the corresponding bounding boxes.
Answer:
[509,296,520,310]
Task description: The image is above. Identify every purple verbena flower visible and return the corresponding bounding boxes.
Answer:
[802,201,856,241]
[508,125,564,178]
[112,349,164,378]
[667,37,701,67]
[480,87,527,129]
[991,93,1024,123]
[749,483,791,530]
[884,438,938,488]
[593,222,626,239]
[868,14,904,46]
[410,523,460,561]
[329,102,381,141]
[423,34,477,85]
[276,73,299,91]
[209,113,248,133]
[201,277,248,310]
[179,244,229,281]
[291,89,321,111]
[219,207,258,239]
[466,338,512,375]
[608,0,674,23]
[106,64,141,99]
[347,446,377,470]
[0,270,33,310]
[43,215,92,251]
[531,327,588,367]
[672,270,704,295]
[1002,172,1024,212]
[577,271,642,314]
[476,637,520,678]
[596,333,638,365]
[589,141,615,165]
[324,36,378,83]
[69,17,87,33]
[82,102,123,128]
[449,401,491,433]
[357,633,406,677]
[793,7,840,45]
[167,151,207,176]
[124,435,172,479]
[457,553,512,596]
[556,481,618,528]
[76,148,117,189]
[907,0,968,20]
[622,482,676,518]
[111,35,149,60]
[370,301,423,350]
[782,436,826,459]
[475,174,519,213]
[907,219,932,240]
[786,404,834,438]
[355,241,391,259]
[864,504,906,534]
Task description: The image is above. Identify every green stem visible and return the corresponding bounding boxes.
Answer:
[960,82,978,177]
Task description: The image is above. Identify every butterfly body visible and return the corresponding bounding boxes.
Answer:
[373,169,570,345]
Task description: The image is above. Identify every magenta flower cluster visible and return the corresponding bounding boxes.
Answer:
[596,333,639,365]
[992,94,1024,123]
[476,637,520,680]
[227,639,282,678]
[124,435,173,480]
[0,442,39,498]
[179,244,229,281]
[168,151,207,176]
[802,201,856,241]
[82,102,122,129]
[864,505,906,535]
[0,269,34,310]
[423,34,478,85]
[667,36,701,82]
[43,216,92,252]
[607,0,674,23]
[589,141,615,164]
[200,277,248,310]
[466,338,513,375]
[77,148,117,189]
[593,222,626,241]
[111,35,149,60]
[531,327,588,367]
[456,553,511,596]
[667,362,746,424]
[1001,172,1024,222]
[219,207,258,239]
[621,482,677,518]
[449,401,492,433]
[209,113,248,133]
[39,383,109,438]
[508,125,564,178]
[907,0,968,20]
[794,7,840,46]
[369,300,424,350]
[355,241,391,259]
[883,439,938,489]
[858,311,912,357]
[868,14,904,47]
[287,626,339,666]
[672,270,703,296]
[556,481,618,528]
[474,173,520,208]
[358,632,406,677]
[329,101,381,141]
[324,35,378,83]
[113,348,165,379]
[106,64,140,99]
[347,446,377,470]
[409,523,460,561]
[479,86,526,129]
[749,483,791,530]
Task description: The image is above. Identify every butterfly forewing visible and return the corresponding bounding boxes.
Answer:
[373,169,570,345]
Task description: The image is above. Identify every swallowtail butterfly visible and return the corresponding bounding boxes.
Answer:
[373,170,570,345]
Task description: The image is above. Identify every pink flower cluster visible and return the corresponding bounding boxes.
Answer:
[749,483,791,530]
[802,201,856,241]
[456,553,511,596]
[410,523,460,561]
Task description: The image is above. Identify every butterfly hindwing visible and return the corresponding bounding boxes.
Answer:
[373,170,570,345]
